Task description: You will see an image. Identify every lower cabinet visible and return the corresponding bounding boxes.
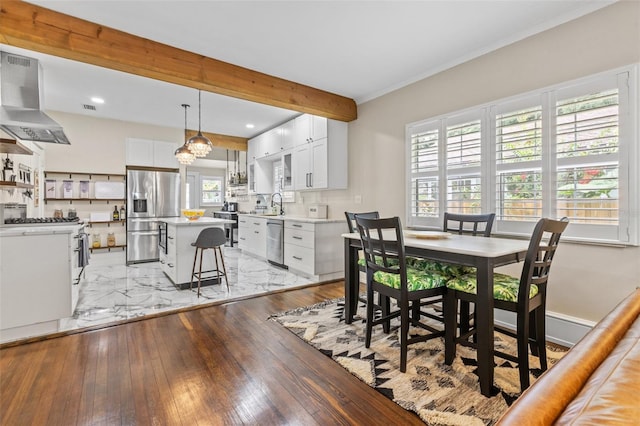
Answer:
[238,216,267,259]
[284,220,344,280]
[0,229,74,342]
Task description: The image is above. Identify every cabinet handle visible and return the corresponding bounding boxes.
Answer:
[254,231,260,234]
[309,172,313,187]
[293,224,302,228]
[167,263,174,268]
[253,222,260,225]
[293,256,303,260]
[160,260,165,264]
[240,237,246,241]
[293,236,303,240]
[167,236,174,240]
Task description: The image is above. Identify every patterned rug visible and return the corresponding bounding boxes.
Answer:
[270,298,565,425]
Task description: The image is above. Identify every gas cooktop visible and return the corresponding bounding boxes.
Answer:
[3,217,81,226]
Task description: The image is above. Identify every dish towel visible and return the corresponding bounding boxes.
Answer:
[79,233,90,267]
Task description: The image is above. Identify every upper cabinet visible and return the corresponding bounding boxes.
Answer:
[280,120,296,151]
[247,114,347,192]
[293,114,327,145]
[292,118,347,191]
[125,138,180,169]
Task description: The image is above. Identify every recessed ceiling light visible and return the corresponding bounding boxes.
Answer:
[91,97,105,104]
[246,123,255,129]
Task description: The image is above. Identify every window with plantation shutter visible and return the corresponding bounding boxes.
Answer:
[495,104,543,222]
[446,118,482,214]
[555,89,619,226]
[406,65,638,245]
[408,123,440,220]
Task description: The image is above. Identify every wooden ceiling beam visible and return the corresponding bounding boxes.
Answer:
[185,130,247,152]
[0,0,357,122]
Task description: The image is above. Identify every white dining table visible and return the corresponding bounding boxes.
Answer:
[342,231,530,397]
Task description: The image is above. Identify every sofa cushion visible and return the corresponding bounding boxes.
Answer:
[554,318,640,425]
[496,288,640,426]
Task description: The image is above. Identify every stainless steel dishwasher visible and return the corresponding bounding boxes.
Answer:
[266,219,287,268]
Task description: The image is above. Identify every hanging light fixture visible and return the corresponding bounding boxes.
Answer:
[175,104,195,165]
[186,89,213,157]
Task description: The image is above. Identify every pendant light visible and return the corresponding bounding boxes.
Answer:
[186,90,213,157]
[175,104,195,165]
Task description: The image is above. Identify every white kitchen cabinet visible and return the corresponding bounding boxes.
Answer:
[281,150,294,191]
[247,136,258,163]
[293,114,328,145]
[126,138,154,166]
[261,127,281,158]
[153,140,181,169]
[126,138,180,168]
[250,128,281,160]
[253,159,273,194]
[1,228,75,342]
[248,113,346,192]
[292,118,347,190]
[280,119,296,151]
[237,215,267,259]
[284,219,344,280]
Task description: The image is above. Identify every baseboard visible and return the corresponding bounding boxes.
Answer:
[494,310,596,348]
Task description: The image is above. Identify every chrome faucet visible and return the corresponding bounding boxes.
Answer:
[271,192,284,215]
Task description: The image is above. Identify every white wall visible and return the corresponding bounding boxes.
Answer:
[44,111,183,173]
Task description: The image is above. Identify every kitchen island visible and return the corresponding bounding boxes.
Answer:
[0,223,84,343]
[158,217,235,289]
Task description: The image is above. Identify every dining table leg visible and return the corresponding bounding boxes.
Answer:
[475,260,495,397]
[343,238,359,324]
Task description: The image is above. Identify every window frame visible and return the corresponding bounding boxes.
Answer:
[406,64,638,246]
[199,175,224,207]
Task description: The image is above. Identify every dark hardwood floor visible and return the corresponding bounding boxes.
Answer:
[0,281,425,425]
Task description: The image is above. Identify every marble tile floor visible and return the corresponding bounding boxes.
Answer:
[59,247,315,332]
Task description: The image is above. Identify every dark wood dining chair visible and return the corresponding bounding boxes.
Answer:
[411,212,496,332]
[345,211,380,234]
[356,216,447,372]
[443,217,569,391]
[345,211,387,327]
[444,212,495,237]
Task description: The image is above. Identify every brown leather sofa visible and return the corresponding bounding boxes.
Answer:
[497,288,640,425]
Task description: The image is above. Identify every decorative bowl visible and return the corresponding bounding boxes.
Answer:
[181,209,206,221]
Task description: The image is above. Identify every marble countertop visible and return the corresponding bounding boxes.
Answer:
[159,217,235,226]
[239,213,343,224]
[0,223,83,237]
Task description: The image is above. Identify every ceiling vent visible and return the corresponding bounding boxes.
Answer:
[83,104,96,111]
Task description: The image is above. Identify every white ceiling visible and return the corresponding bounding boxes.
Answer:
[1,0,615,139]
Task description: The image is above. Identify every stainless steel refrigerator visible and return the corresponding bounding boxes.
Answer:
[126,169,180,264]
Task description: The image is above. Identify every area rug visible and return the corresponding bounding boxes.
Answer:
[270,298,566,425]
